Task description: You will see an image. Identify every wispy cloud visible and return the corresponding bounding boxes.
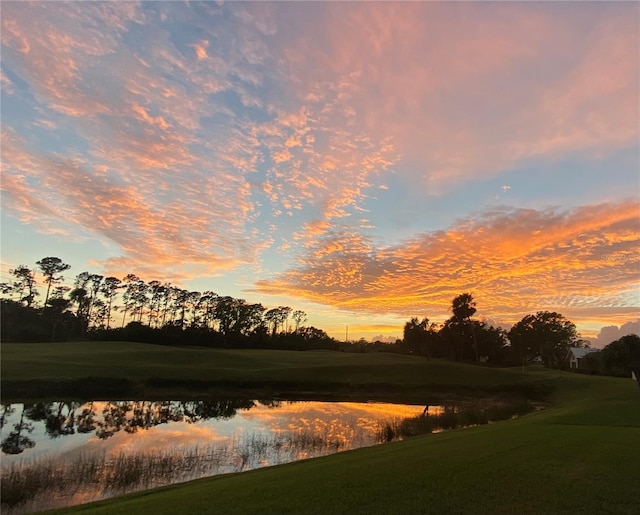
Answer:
[274,2,638,194]
[1,2,637,335]
[256,200,640,326]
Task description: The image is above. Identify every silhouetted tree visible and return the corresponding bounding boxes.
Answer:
[472,321,509,364]
[265,306,291,336]
[69,287,88,331]
[47,296,72,341]
[186,291,202,327]
[146,280,163,327]
[121,274,140,327]
[228,301,261,337]
[452,293,477,321]
[10,265,38,307]
[173,288,190,328]
[403,317,435,359]
[100,276,121,329]
[71,272,92,334]
[509,311,579,367]
[86,274,104,326]
[36,257,70,308]
[214,296,238,338]
[601,334,640,388]
[292,310,307,332]
[197,291,218,330]
[451,293,479,362]
[132,279,149,323]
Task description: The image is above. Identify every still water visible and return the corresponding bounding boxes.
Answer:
[1,400,429,512]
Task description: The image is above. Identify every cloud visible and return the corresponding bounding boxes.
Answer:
[2,2,402,281]
[0,3,281,281]
[255,200,640,327]
[1,0,637,324]
[587,320,640,348]
[192,39,209,60]
[370,335,399,344]
[273,2,638,194]
[1,130,262,282]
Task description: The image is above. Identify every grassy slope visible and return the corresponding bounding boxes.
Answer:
[4,342,634,514]
[2,341,541,394]
[46,371,640,514]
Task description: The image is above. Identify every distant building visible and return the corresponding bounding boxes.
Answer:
[567,347,599,370]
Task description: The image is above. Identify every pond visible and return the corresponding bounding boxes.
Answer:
[1,398,533,513]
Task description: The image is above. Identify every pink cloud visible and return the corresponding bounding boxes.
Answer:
[272,2,638,194]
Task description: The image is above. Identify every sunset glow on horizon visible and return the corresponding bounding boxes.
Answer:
[1,1,638,345]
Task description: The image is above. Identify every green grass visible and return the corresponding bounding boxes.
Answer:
[1,341,547,401]
[1,341,522,384]
[3,341,639,513]
[44,372,639,514]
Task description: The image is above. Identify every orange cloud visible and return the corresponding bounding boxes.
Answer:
[255,200,640,327]
[1,131,261,283]
[130,103,169,129]
[2,0,637,329]
[192,39,209,60]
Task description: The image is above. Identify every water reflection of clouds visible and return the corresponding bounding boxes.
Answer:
[238,401,425,447]
[78,425,229,457]
[0,401,424,466]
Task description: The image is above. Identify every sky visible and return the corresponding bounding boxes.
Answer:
[1,1,639,346]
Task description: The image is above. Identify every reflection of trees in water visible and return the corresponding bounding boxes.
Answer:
[1,399,259,453]
[1,405,35,455]
[94,399,257,439]
[21,402,81,438]
[0,405,16,429]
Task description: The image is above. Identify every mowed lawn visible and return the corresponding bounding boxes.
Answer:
[3,341,639,514]
[46,370,640,515]
[2,341,541,388]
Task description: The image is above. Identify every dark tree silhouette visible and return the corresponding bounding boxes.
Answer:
[36,257,71,308]
[10,265,38,307]
[449,293,478,361]
[452,293,477,321]
[265,306,291,336]
[601,334,640,389]
[121,274,140,327]
[86,274,104,325]
[100,276,121,329]
[292,310,307,332]
[509,311,579,367]
[403,317,433,359]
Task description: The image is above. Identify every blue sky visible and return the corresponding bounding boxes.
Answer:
[1,1,638,344]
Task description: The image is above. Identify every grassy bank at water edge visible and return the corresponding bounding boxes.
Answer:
[2,341,639,513]
[2,341,549,401]
[45,370,640,514]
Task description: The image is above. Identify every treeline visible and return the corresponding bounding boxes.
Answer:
[0,257,337,350]
[1,257,638,380]
[395,294,640,382]
[393,293,585,367]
